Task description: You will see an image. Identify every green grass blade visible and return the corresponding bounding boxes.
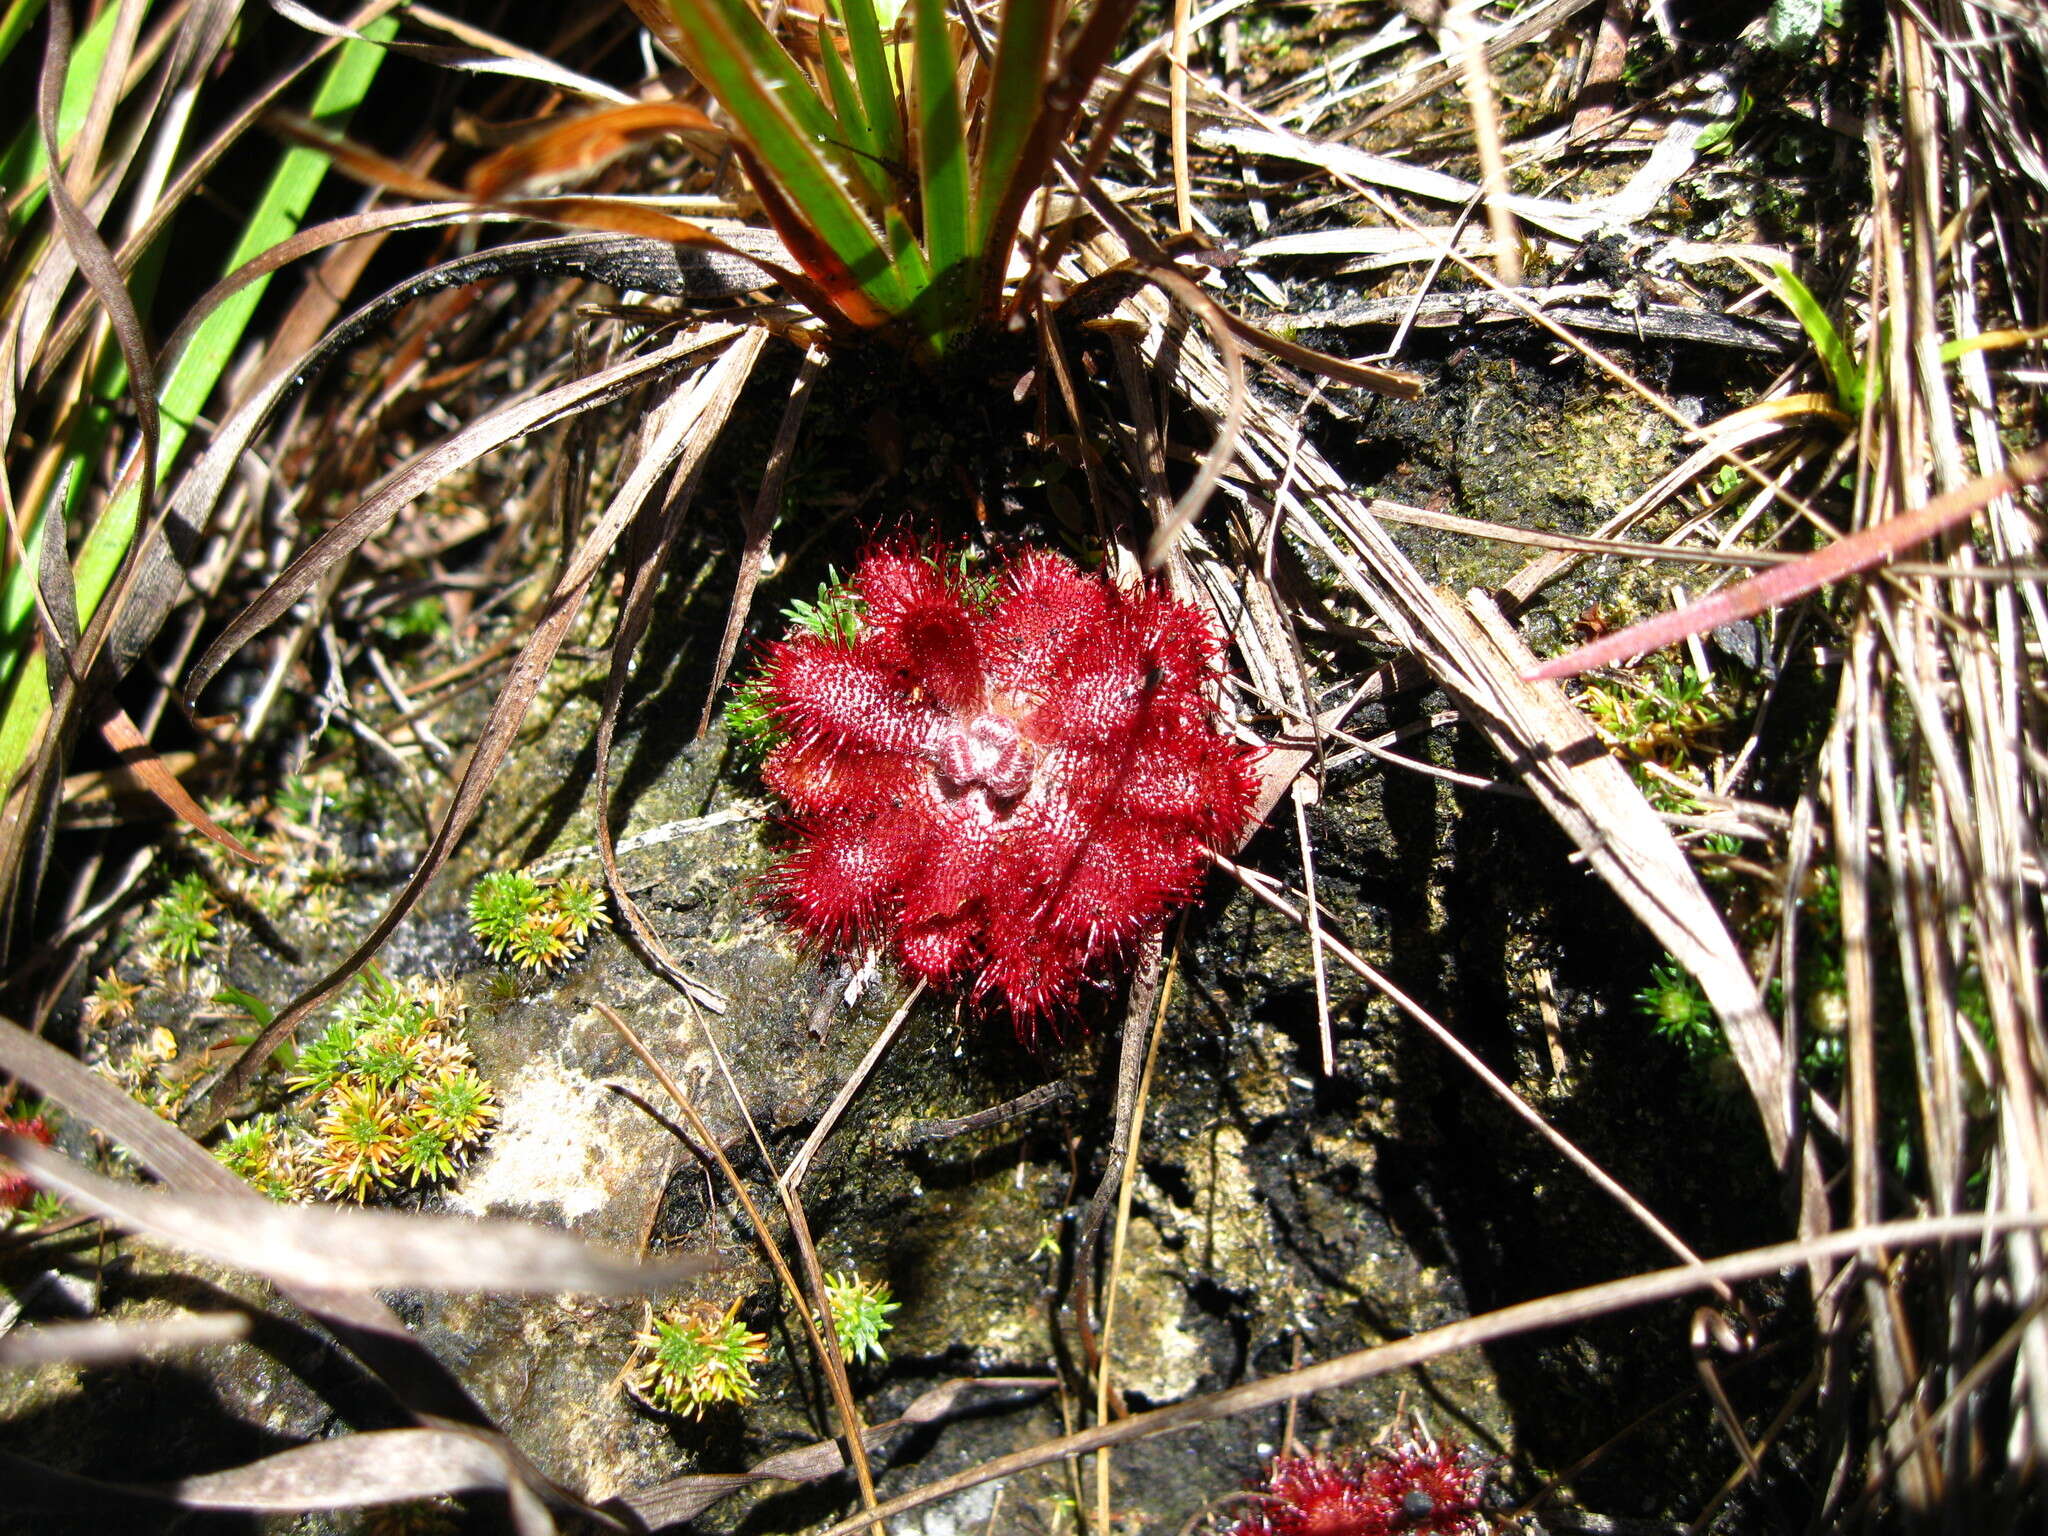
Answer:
[908,0,970,338]
[0,0,116,232]
[1764,262,1866,415]
[0,0,49,72]
[970,0,1057,246]
[665,0,852,170]
[833,0,905,174]
[884,206,930,294]
[973,0,1140,314]
[813,20,888,209]
[664,0,902,315]
[0,18,396,785]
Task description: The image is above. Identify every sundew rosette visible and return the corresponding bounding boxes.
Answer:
[754,547,1261,1029]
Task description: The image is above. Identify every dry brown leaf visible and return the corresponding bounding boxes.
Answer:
[466,101,723,197]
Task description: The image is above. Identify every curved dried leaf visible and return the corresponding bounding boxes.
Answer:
[201,333,769,1121]
[97,705,259,863]
[33,465,80,660]
[153,202,482,377]
[467,102,723,197]
[155,219,764,615]
[185,328,735,699]
[6,1139,713,1295]
[0,1314,250,1369]
[2,1430,572,1535]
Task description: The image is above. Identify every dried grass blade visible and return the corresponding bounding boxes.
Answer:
[621,1377,1049,1526]
[273,0,625,107]
[261,108,469,201]
[0,1314,250,1369]
[695,343,825,737]
[199,334,761,1121]
[1218,306,1423,399]
[153,222,770,639]
[10,0,147,373]
[780,977,923,1193]
[1140,266,1246,569]
[0,1010,241,1187]
[1214,851,1720,1282]
[0,1011,556,1439]
[2,1431,567,1535]
[810,1212,2048,1536]
[1110,255,1828,1246]
[465,101,722,197]
[596,1000,886,1523]
[32,8,401,388]
[1523,439,2048,682]
[591,332,776,1012]
[1453,593,1824,1226]
[97,704,258,863]
[171,1430,556,1520]
[0,14,393,874]
[35,0,158,572]
[260,114,815,299]
[5,1139,711,1295]
[184,328,734,700]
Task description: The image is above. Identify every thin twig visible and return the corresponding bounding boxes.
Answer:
[813,1214,2048,1536]
[780,979,925,1194]
[592,1001,887,1533]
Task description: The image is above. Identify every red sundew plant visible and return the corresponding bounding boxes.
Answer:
[754,546,1262,1028]
[1228,1444,1487,1536]
[0,1111,55,1210]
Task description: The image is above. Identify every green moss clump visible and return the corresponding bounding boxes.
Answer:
[214,976,497,1203]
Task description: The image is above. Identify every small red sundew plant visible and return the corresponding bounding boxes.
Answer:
[0,1109,55,1210]
[752,545,1262,1030]
[1227,1443,1487,1536]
